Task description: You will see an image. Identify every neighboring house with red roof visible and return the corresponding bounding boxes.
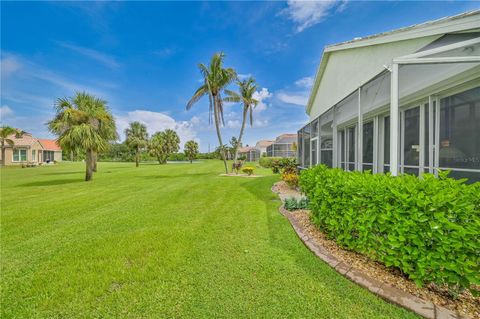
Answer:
[237,146,259,162]
[38,139,63,163]
[0,131,62,165]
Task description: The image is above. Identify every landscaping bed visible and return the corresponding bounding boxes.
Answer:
[273,180,479,319]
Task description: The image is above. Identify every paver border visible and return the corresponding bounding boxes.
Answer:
[272,185,470,319]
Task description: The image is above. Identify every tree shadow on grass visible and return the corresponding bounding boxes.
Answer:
[19,179,83,187]
[42,172,82,176]
[141,172,213,179]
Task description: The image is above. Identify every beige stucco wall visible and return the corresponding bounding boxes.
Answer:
[1,141,44,165]
[54,151,62,162]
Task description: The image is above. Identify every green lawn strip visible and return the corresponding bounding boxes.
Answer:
[1,161,418,318]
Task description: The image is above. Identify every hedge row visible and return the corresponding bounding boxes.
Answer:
[259,157,283,168]
[299,165,480,292]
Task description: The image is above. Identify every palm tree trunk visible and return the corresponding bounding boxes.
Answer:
[93,151,97,172]
[135,147,139,167]
[85,149,94,181]
[213,95,228,174]
[232,107,248,173]
[1,142,5,166]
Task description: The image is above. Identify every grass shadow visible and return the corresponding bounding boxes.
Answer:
[19,179,83,187]
[42,172,82,176]
[141,172,213,179]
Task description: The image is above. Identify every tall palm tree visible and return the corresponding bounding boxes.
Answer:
[187,52,237,173]
[0,126,23,166]
[125,121,148,167]
[224,77,258,171]
[48,92,117,181]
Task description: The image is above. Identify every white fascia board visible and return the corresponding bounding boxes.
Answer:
[325,12,480,52]
[398,36,480,59]
[306,51,330,115]
[394,56,480,64]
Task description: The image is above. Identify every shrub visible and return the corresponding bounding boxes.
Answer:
[242,166,255,176]
[300,165,480,292]
[259,157,282,168]
[281,171,299,188]
[284,197,309,211]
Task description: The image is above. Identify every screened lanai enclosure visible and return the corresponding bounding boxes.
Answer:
[298,21,480,183]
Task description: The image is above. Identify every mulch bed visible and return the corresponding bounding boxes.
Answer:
[273,181,479,319]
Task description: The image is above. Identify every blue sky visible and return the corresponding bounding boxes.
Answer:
[1,1,478,151]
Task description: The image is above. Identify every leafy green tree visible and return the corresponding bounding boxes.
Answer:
[224,77,258,171]
[187,52,237,173]
[48,92,117,181]
[184,140,199,163]
[0,126,24,166]
[148,129,180,164]
[125,121,149,167]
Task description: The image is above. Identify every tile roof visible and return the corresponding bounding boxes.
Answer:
[38,139,62,151]
[5,132,38,147]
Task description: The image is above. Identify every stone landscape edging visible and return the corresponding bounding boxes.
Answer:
[271,185,470,319]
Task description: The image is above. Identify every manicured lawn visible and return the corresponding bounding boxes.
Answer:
[1,161,418,318]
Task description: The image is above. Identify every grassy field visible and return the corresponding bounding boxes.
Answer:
[1,161,418,318]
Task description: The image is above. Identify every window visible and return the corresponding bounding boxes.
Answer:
[403,107,420,176]
[13,149,27,162]
[439,87,480,176]
[384,116,390,173]
[320,122,333,168]
[311,139,317,166]
[32,150,36,161]
[303,124,311,167]
[362,121,374,171]
[297,130,303,167]
[347,126,356,171]
[340,130,346,169]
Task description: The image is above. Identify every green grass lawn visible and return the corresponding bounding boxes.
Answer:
[1,161,418,318]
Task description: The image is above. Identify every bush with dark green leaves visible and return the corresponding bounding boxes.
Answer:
[259,157,282,168]
[300,165,480,293]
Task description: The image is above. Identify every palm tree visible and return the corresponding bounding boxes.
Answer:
[148,129,180,164]
[0,126,23,166]
[224,77,258,171]
[187,52,237,173]
[184,140,199,163]
[48,92,117,181]
[125,121,148,167]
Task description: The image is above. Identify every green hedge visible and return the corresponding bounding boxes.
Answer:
[300,165,480,292]
[259,157,282,168]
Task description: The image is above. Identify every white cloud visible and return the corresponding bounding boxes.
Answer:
[276,92,308,106]
[0,105,13,119]
[116,110,198,148]
[253,88,272,113]
[226,119,241,128]
[295,76,314,89]
[282,1,346,33]
[0,55,21,79]
[58,42,120,69]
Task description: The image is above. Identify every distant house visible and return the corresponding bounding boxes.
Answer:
[266,134,297,158]
[0,131,62,165]
[255,140,274,157]
[38,139,63,163]
[237,146,259,162]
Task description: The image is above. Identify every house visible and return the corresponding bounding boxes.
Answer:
[0,131,62,165]
[298,11,480,183]
[255,140,274,157]
[237,146,260,162]
[38,139,63,163]
[266,133,297,158]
